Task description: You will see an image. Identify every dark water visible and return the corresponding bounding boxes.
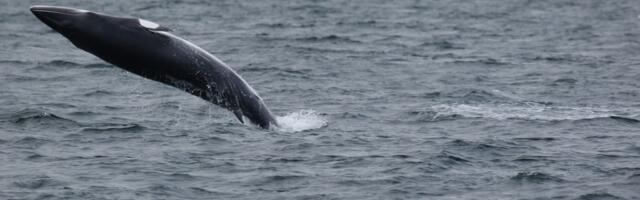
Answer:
[2,0,640,199]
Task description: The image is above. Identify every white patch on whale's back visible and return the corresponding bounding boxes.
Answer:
[138,18,159,29]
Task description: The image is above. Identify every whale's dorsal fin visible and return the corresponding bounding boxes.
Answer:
[233,110,244,123]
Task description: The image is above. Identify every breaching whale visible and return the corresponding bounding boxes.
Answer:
[30,5,278,129]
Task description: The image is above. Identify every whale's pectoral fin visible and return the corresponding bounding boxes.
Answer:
[233,110,244,123]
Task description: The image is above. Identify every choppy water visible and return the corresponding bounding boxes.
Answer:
[2,0,640,199]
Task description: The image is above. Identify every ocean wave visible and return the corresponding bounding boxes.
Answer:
[26,60,80,72]
[45,60,80,67]
[287,45,384,55]
[419,40,465,50]
[575,192,624,200]
[513,155,554,163]
[295,35,362,43]
[238,66,311,75]
[428,103,640,122]
[81,123,147,133]
[2,73,38,82]
[445,139,518,151]
[195,136,229,145]
[435,151,472,165]
[439,88,524,103]
[3,109,79,125]
[250,174,309,192]
[34,102,77,109]
[11,136,52,149]
[0,60,32,65]
[82,90,115,97]
[404,110,464,122]
[13,175,63,189]
[337,177,402,186]
[254,22,316,29]
[512,137,556,142]
[510,171,566,184]
[451,57,509,65]
[339,112,370,119]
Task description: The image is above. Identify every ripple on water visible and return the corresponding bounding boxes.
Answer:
[294,35,362,43]
[512,155,555,163]
[250,174,309,192]
[4,109,79,125]
[83,90,115,97]
[11,136,52,149]
[429,103,640,122]
[510,171,566,184]
[608,116,640,123]
[513,137,557,142]
[278,142,315,152]
[24,60,81,73]
[13,175,64,189]
[0,60,32,66]
[443,139,534,159]
[336,177,402,187]
[450,57,510,66]
[81,123,147,133]
[626,173,640,181]
[575,192,624,200]
[403,110,464,123]
[435,150,472,166]
[419,40,465,50]
[339,112,370,119]
[138,184,233,198]
[195,136,229,146]
[45,60,81,67]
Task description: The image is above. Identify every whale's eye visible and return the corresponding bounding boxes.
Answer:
[138,18,159,29]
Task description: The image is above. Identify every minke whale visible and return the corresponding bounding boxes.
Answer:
[30,5,278,129]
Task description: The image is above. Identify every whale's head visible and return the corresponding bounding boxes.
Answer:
[30,5,170,57]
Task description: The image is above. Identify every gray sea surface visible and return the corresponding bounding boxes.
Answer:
[2,0,640,199]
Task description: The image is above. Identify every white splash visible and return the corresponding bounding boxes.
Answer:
[275,110,327,132]
[430,103,635,121]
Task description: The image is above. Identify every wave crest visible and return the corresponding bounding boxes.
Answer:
[429,103,638,121]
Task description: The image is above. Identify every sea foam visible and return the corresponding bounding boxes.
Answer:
[275,110,327,132]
